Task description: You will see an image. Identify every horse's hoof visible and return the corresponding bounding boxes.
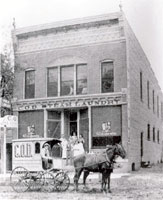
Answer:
[107,189,112,193]
[83,186,90,192]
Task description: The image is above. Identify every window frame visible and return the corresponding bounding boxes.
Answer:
[147,81,150,109]
[147,124,150,141]
[46,63,87,97]
[140,71,143,102]
[24,69,35,99]
[100,60,114,93]
[47,67,58,97]
[153,126,155,142]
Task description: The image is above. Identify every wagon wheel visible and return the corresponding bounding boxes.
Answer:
[29,171,43,191]
[41,171,55,192]
[54,171,70,192]
[10,166,31,193]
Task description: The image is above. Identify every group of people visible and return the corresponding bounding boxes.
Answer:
[60,133,85,159]
[41,133,85,168]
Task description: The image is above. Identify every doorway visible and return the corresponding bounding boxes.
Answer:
[6,143,12,171]
[64,109,89,152]
[69,111,77,136]
[140,132,143,162]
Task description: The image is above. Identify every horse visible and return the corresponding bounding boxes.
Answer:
[73,143,126,193]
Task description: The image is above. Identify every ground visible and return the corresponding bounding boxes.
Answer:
[1,164,163,200]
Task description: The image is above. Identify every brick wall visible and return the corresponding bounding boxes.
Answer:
[13,41,127,99]
[125,19,163,170]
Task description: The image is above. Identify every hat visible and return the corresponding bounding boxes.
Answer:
[43,143,50,147]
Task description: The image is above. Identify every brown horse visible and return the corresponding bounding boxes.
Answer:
[73,143,126,193]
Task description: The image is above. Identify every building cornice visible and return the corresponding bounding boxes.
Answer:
[14,12,122,39]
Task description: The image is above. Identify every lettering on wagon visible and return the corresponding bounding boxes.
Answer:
[14,143,32,158]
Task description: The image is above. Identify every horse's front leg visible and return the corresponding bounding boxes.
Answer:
[83,170,89,189]
[107,172,111,193]
[101,173,106,193]
[73,170,79,191]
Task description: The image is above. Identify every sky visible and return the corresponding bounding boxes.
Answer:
[0,0,163,90]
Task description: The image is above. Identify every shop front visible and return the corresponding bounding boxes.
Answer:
[14,93,127,155]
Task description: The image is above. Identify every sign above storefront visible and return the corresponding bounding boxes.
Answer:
[13,94,127,111]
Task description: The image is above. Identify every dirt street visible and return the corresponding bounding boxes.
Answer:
[1,164,163,200]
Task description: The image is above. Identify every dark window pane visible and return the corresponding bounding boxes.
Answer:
[61,65,74,96]
[101,62,114,93]
[47,121,61,138]
[140,71,143,101]
[25,70,35,99]
[77,64,87,95]
[35,142,40,154]
[18,111,44,138]
[70,112,77,121]
[47,67,58,97]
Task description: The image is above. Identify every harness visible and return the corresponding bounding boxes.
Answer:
[75,150,114,170]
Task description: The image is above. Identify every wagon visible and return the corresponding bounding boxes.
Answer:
[10,138,70,193]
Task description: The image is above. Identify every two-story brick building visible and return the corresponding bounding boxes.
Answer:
[11,11,163,171]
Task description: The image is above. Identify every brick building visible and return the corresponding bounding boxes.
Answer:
[12,11,163,171]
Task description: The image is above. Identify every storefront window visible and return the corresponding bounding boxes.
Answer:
[92,106,121,148]
[18,111,44,138]
[47,67,58,97]
[101,61,114,93]
[61,65,74,96]
[47,111,61,138]
[76,64,87,95]
[25,70,35,99]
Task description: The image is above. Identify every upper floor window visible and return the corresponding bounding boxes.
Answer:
[76,64,87,95]
[61,65,74,96]
[101,61,114,93]
[25,70,35,99]
[153,127,155,142]
[157,96,159,117]
[147,81,150,108]
[140,71,143,101]
[153,90,155,113]
[157,130,160,143]
[47,63,87,97]
[161,102,163,121]
[147,124,150,141]
[47,67,58,97]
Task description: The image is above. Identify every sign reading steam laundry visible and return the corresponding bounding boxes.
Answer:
[96,121,117,136]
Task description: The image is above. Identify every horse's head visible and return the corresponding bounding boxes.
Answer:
[113,143,126,159]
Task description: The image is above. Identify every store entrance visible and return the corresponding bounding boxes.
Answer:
[69,111,77,137]
[64,108,89,152]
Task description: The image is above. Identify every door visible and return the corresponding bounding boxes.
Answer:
[79,109,89,152]
[6,143,12,171]
[140,132,143,162]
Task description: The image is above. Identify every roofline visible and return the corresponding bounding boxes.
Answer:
[14,11,122,36]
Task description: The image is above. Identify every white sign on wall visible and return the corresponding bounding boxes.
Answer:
[0,115,18,128]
